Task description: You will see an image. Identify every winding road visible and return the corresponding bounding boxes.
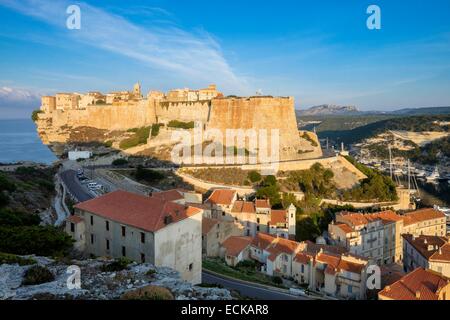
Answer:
[202,271,311,300]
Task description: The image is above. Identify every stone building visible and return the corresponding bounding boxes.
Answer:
[402,208,446,237]
[402,234,450,277]
[329,212,385,265]
[205,189,296,239]
[221,236,252,267]
[66,190,203,284]
[202,217,244,257]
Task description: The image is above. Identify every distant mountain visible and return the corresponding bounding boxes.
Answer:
[297,105,360,116]
[297,105,450,117]
[390,106,450,116]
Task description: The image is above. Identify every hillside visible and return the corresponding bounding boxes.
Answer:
[317,114,450,144]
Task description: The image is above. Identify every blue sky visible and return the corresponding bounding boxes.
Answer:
[0,0,450,118]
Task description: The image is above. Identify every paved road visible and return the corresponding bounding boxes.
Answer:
[202,271,311,300]
[60,170,94,202]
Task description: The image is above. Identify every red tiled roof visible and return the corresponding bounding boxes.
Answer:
[74,190,202,232]
[266,237,300,261]
[206,189,236,206]
[403,208,445,227]
[222,236,252,257]
[151,189,185,202]
[67,215,83,224]
[403,234,449,260]
[232,200,255,213]
[315,252,367,275]
[255,199,271,209]
[379,268,449,300]
[294,252,313,264]
[270,210,287,225]
[304,241,348,255]
[202,217,219,235]
[251,233,276,250]
[335,223,353,234]
[366,210,403,225]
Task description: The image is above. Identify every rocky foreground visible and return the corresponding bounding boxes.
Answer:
[0,256,232,300]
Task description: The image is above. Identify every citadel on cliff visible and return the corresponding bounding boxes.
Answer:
[35,83,324,162]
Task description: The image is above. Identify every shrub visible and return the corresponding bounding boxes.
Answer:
[151,124,162,137]
[120,285,174,300]
[272,276,283,285]
[112,158,129,166]
[22,265,55,285]
[104,140,113,148]
[247,171,261,183]
[31,110,43,122]
[120,127,151,149]
[0,252,36,266]
[236,260,256,269]
[101,257,132,272]
[0,225,73,256]
[167,120,195,129]
[145,269,156,276]
[301,132,318,147]
[134,166,165,183]
[0,209,41,226]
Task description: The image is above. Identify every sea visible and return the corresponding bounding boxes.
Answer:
[0,119,57,165]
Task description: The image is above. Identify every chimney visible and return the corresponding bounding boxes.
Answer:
[415,291,421,299]
[164,215,173,225]
[439,247,443,255]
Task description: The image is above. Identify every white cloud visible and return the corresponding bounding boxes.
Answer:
[0,0,250,94]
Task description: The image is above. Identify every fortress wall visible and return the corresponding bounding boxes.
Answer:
[51,101,157,130]
[154,100,210,124]
[207,97,312,160]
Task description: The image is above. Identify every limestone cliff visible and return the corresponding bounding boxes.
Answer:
[35,88,322,163]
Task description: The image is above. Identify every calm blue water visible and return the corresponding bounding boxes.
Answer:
[0,119,57,164]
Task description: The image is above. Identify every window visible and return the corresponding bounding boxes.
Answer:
[141,253,145,263]
[301,264,304,273]
[106,221,109,231]
[121,226,126,237]
[70,223,75,232]
[222,212,225,216]
[122,246,126,257]
[140,232,145,243]
[348,285,353,294]
[257,226,260,231]
[90,234,94,244]
[216,232,219,239]
[189,263,193,271]
[106,239,110,250]
[90,215,94,226]
[257,218,260,223]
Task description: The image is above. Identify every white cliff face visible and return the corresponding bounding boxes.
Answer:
[0,256,232,300]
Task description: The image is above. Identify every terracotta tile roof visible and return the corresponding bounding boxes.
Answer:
[379,268,450,300]
[403,234,449,260]
[255,199,271,209]
[366,210,403,225]
[266,237,301,261]
[315,252,367,275]
[294,252,313,264]
[74,190,202,232]
[304,241,348,255]
[232,200,255,213]
[430,243,450,263]
[150,189,185,202]
[202,217,219,235]
[335,223,353,234]
[337,212,370,226]
[205,189,236,206]
[403,208,446,227]
[270,210,287,225]
[251,233,276,250]
[67,215,83,224]
[222,236,252,257]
